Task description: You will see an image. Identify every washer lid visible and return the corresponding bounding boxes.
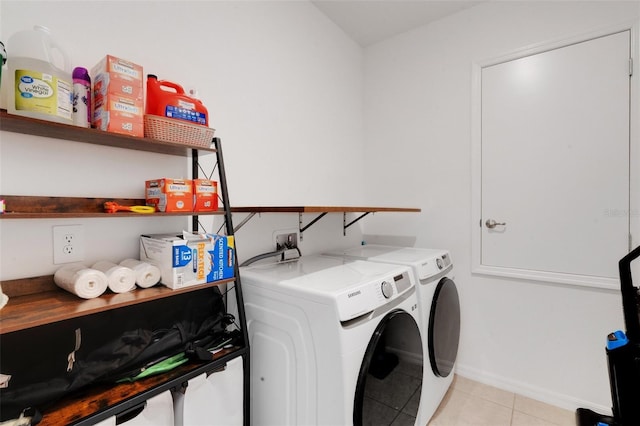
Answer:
[326,245,451,281]
[240,255,414,322]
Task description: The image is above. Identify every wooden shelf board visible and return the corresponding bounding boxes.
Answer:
[39,346,244,426]
[0,211,225,219]
[0,195,225,218]
[231,206,421,213]
[0,277,236,334]
[0,110,216,156]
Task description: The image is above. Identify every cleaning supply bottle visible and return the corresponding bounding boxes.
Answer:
[146,74,208,126]
[6,25,73,124]
[0,42,7,110]
[0,41,6,92]
[72,67,91,127]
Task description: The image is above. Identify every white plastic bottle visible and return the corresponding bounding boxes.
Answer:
[6,26,73,124]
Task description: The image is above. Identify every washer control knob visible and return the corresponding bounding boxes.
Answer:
[381,281,393,299]
[436,257,444,270]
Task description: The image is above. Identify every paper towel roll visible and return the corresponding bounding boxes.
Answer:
[0,283,8,310]
[119,259,161,288]
[92,260,136,293]
[54,264,109,299]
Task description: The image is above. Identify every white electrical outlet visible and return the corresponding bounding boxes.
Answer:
[53,225,85,264]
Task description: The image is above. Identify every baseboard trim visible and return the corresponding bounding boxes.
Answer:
[455,363,612,415]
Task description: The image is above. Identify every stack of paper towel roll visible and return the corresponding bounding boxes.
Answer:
[54,259,161,299]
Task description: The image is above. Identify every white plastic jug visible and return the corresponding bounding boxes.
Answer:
[6,25,73,124]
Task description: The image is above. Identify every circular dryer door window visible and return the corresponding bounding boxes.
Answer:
[428,277,461,377]
[353,310,423,426]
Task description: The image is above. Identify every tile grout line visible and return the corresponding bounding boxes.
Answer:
[508,391,515,425]
[451,385,516,410]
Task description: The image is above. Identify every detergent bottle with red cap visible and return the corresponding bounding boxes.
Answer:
[145,74,208,126]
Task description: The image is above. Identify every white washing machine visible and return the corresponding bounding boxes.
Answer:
[325,245,460,426]
[240,254,423,425]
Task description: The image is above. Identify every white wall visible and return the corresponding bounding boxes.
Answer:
[362,0,640,412]
[0,1,365,280]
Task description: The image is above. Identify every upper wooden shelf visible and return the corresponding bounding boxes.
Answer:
[0,110,216,156]
[230,206,421,235]
[231,206,421,213]
[0,275,235,334]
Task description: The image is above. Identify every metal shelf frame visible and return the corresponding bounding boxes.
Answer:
[0,112,250,425]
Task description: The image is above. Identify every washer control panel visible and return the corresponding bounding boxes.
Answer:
[336,268,413,322]
[417,251,452,280]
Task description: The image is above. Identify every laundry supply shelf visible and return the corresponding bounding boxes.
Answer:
[0,275,236,334]
[0,195,225,219]
[231,206,421,213]
[231,205,421,238]
[0,110,250,424]
[0,110,216,156]
[37,345,245,426]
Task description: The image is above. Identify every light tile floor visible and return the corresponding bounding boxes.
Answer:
[428,375,576,426]
[359,356,575,426]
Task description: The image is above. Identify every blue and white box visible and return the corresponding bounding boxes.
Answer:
[140,233,234,289]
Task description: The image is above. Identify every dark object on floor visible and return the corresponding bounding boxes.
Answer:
[576,245,640,426]
[369,351,399,380]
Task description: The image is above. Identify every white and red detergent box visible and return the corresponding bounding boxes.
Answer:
[91,55,144,136]
[92,96,144,136]
[93,68,144,100]
[91,55,144,98]
[145,178,193,212]
[193,179,218,212]
[139,233,235,289]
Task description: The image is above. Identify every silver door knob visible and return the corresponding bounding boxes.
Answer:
[485,219,506,229]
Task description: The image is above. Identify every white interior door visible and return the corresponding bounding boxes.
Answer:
[480,30,630,280]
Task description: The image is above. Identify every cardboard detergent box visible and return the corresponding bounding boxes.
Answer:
[193,179,218,212]
[91,55,144,99]
[92,95,144,136]
[145,178,193,212]
[93,68,144,100]
[91,55,144,136]
[140,233,234,289]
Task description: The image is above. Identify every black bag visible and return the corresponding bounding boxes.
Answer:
[0,286,227,422]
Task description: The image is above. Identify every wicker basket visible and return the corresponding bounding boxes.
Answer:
[144,114,215,148]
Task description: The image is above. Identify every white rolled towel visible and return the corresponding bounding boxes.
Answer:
[119,259,161,288]
[0,283,8,310]
[54,264,109,299]
[92,260,136,293]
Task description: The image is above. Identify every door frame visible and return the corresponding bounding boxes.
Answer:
[470,20,640,290]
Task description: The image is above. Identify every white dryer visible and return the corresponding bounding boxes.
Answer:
[240,254,423,425]
[324,245,460,426]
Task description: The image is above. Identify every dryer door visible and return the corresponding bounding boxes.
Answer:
[353,310,423,426]
[428,277,460,377]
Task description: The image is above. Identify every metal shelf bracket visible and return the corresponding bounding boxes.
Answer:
[233,212,258,233]
[298,212,328,241]
[343,212,372,236]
